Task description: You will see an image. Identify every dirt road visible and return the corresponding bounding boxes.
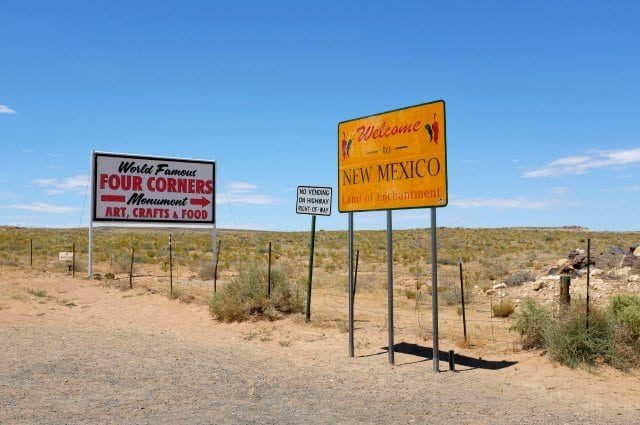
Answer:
[1,270,638,424]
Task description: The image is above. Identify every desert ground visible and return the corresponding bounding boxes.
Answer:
[1,227,640,424]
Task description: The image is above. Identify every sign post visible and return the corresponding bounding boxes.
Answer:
[296,185,332,322]
[88,151,216,280]
[338,100,447,369]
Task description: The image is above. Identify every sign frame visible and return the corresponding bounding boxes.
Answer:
[337,99,448,213]
[295,185,333,217]
[91,151,216,225]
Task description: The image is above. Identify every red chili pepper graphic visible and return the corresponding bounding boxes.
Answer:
[432,113,439,144]
[424,113,440,144]
[341,132,348,160]
[341,132,353,159]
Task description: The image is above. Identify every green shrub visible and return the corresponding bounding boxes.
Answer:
[609,295,640,339]
[209,263,302,322]
[510,298,552,349]
[492,299,515,318]
[505,270,536,286]
[609,295,640,368]
[545,302,618,368]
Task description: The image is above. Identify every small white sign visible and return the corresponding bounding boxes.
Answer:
[59,252,73,261]
[296,186,332,216]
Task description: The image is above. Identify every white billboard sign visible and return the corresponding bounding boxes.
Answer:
[92,152,215,224]
[296,186,332,216]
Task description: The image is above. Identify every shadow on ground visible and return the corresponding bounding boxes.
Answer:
[360,342,518,371]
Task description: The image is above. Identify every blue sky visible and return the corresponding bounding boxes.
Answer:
[1,1,639,231]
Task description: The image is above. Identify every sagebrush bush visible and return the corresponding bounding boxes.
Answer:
[505,270,536,286]
[511,298,640,369]
[609,295,640,339]
[492,299,515,318]
[209,263,302,322]
[609,295,640,367]
[545,302,618,368]
[510,298,552,349]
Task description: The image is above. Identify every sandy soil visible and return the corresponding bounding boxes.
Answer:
[1,268,639,424]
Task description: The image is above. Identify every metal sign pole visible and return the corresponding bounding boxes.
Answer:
[348,212,354,358]
[386,210,395,365]
[431,207,439,372]
[305,215,317,322]
[212,161,217,289]
[88,149,94,279]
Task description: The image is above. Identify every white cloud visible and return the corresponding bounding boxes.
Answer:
[0,104,16,114]
[8,202,78,214]
[524,148,640,178]
[34,175,88,195]
[220,181,277,205]
[550,186,570,195]
[226,182,257,193]
[452,197,565,209]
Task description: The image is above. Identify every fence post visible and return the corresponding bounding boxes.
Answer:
[30,239,33,267]
[560,275,571,306]
[214,240,221,293]
[129,245,135,289]
[169,235,173,296]
[459,262,467,343]
[72,242,75,277]
[267,241,272,298]
[586,238,591,329]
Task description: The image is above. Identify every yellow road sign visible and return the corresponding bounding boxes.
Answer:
[338,100,447,212]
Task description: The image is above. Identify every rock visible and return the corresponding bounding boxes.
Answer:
[547,267,559,276]
[589,268,603,277]
[556,258,569,267]
[568,249,585,260]
[621,255,638,268]
[539,276,559,282]
[560,264,574,274]
[532,280,545,291]
[571,253,595,269]
[615,267,631,278]
[492,283,507,290]
[610,246,626,256]
[485,289,496,295]
[632,246,640,258]
[628,275,639,283]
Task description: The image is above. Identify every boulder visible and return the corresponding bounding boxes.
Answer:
[590,268,603,277]
[633,245,640,257]
[492,282,507,290]
[628,275,639,283]
[532,280,545,291]
[568,249,585,260]
[547,267,559,276]
[485,288,496,296]
[621,255,638,268]
[571,253,595,269]
[610,246,626,256]
[560,264,575,275]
